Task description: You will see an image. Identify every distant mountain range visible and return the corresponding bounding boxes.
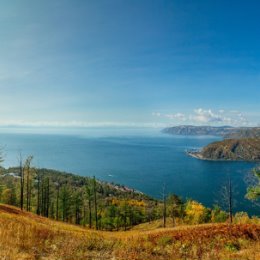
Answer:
[162,125,234,136]
[163,125,260,161]
[162,125,260,139]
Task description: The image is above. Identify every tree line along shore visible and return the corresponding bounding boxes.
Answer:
[0,154,260,231]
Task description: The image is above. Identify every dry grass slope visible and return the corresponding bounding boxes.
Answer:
[0,204,260,260]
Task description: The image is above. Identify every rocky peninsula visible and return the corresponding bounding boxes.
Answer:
[164,125,260,162]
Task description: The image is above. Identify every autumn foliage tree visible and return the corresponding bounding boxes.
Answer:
[185,200,210,224]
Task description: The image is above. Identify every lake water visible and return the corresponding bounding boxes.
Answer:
[0,127,258,215]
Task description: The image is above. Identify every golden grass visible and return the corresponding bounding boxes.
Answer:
[0,204,259,260]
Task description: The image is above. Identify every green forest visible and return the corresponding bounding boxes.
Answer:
[1,155,259,230]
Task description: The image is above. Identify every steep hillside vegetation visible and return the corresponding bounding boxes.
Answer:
[0,204,260,260]
[225,128,260,139]
[198,138,260,161]
[0,167,157,231]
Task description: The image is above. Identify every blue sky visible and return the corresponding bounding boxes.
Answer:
[0,0,259,128]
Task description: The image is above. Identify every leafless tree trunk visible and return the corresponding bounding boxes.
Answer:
[25,156,33,212]
[93,176,98,230]
[217,176,235,224]
[36,170,41,215]
[56,183,60,220]
[228,177,233,224]
[19,154,24,211]
[46,178,50,217]
[162,183,167,228]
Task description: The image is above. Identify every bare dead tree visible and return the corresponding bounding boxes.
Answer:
[86,183,92,228]
[162,183,167,228]
[93,176,98,230]
[217,176,236,224]
[24,155,33,212]
[19,153,24,211]
[36,169,41,215]
[56,182,60,220]
[228,177,233,224]
[45,177,50,217]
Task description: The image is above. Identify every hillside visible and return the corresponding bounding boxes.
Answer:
[190,138,260,161]
[0,167,158,231]
[0,204,260,260]
[225,127,260,139]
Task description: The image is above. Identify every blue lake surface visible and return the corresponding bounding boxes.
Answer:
[0,127,258,215]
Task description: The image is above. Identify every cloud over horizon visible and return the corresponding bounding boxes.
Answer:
[0,120,166,129]
[153,108,251,126]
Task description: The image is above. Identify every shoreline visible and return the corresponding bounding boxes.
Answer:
[186,151,209,161]
[186,151,260,162]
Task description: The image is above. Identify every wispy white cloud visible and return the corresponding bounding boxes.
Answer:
[152,112,187,121]
[190,108,224,123]
[165,113,187,121]
[153,108,252,126]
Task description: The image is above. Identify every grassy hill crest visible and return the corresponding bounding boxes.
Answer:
[0,204,260,260]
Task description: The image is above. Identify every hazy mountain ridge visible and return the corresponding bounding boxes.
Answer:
[163,125,260,139]
[162,125,235,136]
